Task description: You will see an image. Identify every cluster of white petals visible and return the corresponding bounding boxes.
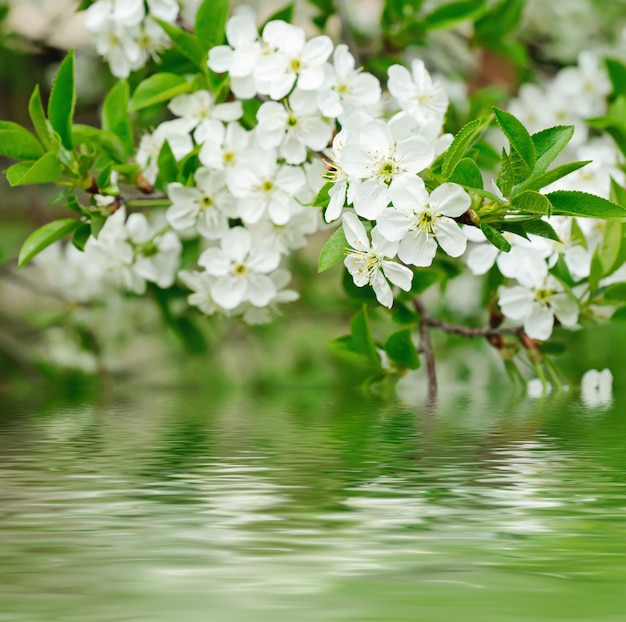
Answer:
[85,0,201,78]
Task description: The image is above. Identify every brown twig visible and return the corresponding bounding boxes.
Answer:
[413,297,437,403]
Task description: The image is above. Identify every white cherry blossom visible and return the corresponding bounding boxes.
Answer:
[169,90,243,145]
[342,212,413,308]
[166,168,234,239]
[498,274,579,341]
[387,60,449,125]
[376,177,470,267]
[317,44,382,118]
[340,118,434,219]
[255,21,333,100]
[198,227,281,310]
[255,88,333,164]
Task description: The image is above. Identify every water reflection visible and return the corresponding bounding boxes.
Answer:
[1,389,625,621]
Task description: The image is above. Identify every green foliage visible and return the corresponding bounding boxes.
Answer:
[516,161,591,193]
[546,191,626,219]
[18,219,82,268]
[423,0,486,30]
[130,74,193,111]
[102,81,134,157]
[449,158,484,189]
[350,305,380,366]
[493,107,536,171]
[480,223,511,252]
[195,0,228,50]
[6,153,62,187]
[531,126,575,174]
[156,19,207,71]
[511,190,552,215]
[313,181,332,208]
[28,85,55,151]
[384,327,420,369]
[47,50,75,151]
[605,58,626,97]
[442,116,492,179]
[0,122,45,160]
[263,3,295,26]
[318,225,347,272]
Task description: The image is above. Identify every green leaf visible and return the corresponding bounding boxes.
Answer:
[480,223,511,252]
[603,282,626,302]
[0,123,45,160]
[90,212,106,238]
[28,85,55,150]
[156,19,207,70]
[475,0,523,37]
[391,301,420,324]
[515,161,591,194]
[546,191,626,219]
[313,181,332,208]
[589,250,603,293]
[596,220,623,275]
[262,3,295,26]
[195,0,229,50]
[493,107,536,171]
[423,0,486,30]
[448,157,483,189]
[72,125,127,164]
[71,222,91,251]
[6,152,62,187]
[318,225,347,272]
[531,125,574,174]
[384,327,420,369]
[610,306,626,324]
[496,149,514,197]
[511,190,552,215]
[18,218,81,268]
[586,115,626,159]
[442,116,492,179]
[521,219,561,243]
[102,80,134,156]
[157,140,179,186]
[611,177,626,208]
[606,58,626,97]
[350,305,381,366]
[130,74,193,111]
[48,50,75,150]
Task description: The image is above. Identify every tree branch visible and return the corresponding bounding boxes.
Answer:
[413,298,437,403]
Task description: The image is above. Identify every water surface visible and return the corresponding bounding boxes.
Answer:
[1,387,625,621]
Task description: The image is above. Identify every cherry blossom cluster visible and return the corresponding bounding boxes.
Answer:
[460,51,625,341]
[84,0,202,78]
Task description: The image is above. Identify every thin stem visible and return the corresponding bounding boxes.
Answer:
[125,198,172,209]
[413,298,437,403]
[423,317,524,338]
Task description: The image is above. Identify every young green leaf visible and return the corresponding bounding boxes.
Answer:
[262,3,295,27]
[521,218,561,243]
[350,305,381,366]
[195,0,229,50]
[0,123,45,160]
[157,140,179,186]
[546,191,626,219]
[156,19,207,70]
[318,225,347,272]
[423,0,486,30]
[313,181,332,208]
[72,125,127,164]
[610,306,626,324]
[47,50,75,150]
[514,160,591,194]
[603,282,626,302]
[480,223,511,252]
[442,115,492,179]
[71,222,91,251]
[496,149,514,197]
[449,157,484,189]
[606,58,626,97]
[531,125,574,174]
[596,220,623,275]
[475,0,523,37]
[5,152,62,187]
[102,80,134,156]
[493,107,536,171]
[130,74,193,111]
[18,218,82,268]
[28,85,55,151]
[511,190,552,215]
[384,327,420,369]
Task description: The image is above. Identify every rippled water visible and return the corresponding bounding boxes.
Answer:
[1,387,625,621]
